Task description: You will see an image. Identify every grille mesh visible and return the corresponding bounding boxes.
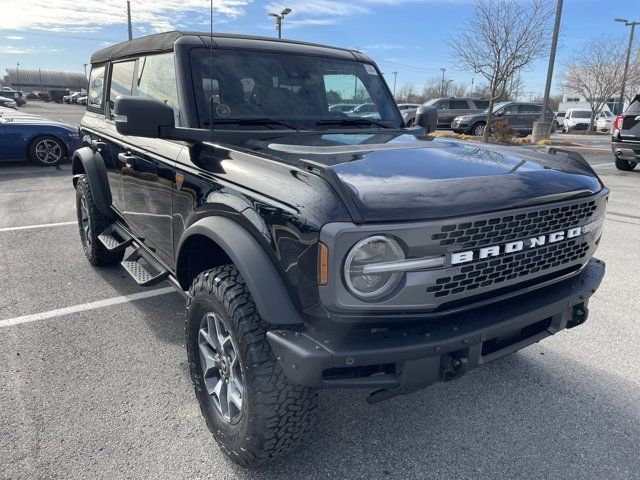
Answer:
[427,239,590,298]
[431,201,597,250]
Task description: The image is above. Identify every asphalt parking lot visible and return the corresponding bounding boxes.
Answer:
[1,105,640,480]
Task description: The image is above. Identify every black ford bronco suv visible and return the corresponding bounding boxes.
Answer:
[73,31,607,466]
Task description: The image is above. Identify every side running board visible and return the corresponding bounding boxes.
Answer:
[98,223,133,252]
[121,246,170,287]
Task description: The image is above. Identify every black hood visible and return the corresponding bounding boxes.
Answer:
[237,131,603,222]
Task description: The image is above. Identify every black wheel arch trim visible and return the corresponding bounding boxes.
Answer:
[71,146,114,219]
[177,216,305,325]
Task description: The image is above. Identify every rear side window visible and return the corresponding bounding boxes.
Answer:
[450,100,469,109]
[518,104,541,114]
[473,100,489,109]
[625,98,640,113]
[87,65,106,111]
[109,60,136,111]
[135,53,181,125]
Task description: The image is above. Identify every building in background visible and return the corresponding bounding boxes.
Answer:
[2,68,86,93]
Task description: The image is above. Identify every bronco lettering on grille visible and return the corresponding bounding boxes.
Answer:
[450,226,583,265]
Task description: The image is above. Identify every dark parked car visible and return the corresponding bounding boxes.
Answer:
[612,94,640,171]
[403,97,489,127]
[73,31,606,467]
[452,102,556,136]
[0,109,80,166]
[49,89,70,103]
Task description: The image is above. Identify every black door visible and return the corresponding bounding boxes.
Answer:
[119,138,183,267]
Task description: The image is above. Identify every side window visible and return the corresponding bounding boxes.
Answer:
[135,53,181,124]
[109,60,136,112]
[625,99,640,113]
[87,65,105,111]
[435,100,450,110]
[518,104,542,114]
[450,100,469,109]
[502,104,519,115]
[473,99,489,109]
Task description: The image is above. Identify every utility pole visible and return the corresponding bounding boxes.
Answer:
[615,18,639,114]
[439,67,446,96]
[269,8,291,39]
[540,0,563,123]
[16,62,20,91]
[392,71,398,98]
[83,63,88,90]
[127,1,133,40]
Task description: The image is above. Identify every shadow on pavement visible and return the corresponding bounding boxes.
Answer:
[229,351,640,479]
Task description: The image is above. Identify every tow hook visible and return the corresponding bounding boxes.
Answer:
[442,355,468,382]
[567,304,588,329]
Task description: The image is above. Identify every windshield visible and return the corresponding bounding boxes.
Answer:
[571,111,592,119]
[189,49,402,130]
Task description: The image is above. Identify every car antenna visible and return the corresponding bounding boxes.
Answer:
[209,0,214,132]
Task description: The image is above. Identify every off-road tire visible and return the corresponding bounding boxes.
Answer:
[615,157,637,171]
[75,176,123,266]
[186,265,318,467]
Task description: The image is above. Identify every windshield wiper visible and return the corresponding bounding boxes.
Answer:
[316,118,395,129]
[205,118,308,130]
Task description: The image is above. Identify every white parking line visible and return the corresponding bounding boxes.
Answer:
[0,221,76,232]
[591,162,615,168]
[0,287,177,329]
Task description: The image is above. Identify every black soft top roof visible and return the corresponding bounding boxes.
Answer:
[90,31,365,64]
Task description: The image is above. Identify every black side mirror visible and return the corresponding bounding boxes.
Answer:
[114,96,175,138]
[414,105,438,133]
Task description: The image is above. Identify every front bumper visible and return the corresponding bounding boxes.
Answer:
[268,258,605,402]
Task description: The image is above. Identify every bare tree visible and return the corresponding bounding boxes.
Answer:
[563,36,640,130]
[421,77,469,100]
[448,0,553,141]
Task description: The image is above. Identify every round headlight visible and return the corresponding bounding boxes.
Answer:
[343,235,405,300]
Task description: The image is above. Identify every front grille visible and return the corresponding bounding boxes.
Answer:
[426,239,589,298]
[431,200,597,250]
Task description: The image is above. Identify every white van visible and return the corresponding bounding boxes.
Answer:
[562,108,592,133]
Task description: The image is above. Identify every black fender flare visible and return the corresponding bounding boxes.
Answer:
[177,216,304,325]
[72,146,113,218]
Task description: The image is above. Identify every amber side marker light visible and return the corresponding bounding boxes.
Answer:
[318,243,329,285]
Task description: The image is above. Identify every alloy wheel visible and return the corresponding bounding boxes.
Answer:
[198,312,245,424]
[35,139,62,164]
[79,195,92,248]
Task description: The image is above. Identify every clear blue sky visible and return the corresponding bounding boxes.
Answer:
[1,0,639,96]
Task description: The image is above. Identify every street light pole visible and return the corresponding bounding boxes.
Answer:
[269,8,291,39]
[439,67,446,96]
[615,18,639,114]
[540,0,563,123]
[16,62,20,91]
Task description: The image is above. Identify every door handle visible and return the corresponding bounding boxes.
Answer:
[90,139,105,150]
[118,152,136,168]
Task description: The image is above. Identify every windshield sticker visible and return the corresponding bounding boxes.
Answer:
[363,64,378,75]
